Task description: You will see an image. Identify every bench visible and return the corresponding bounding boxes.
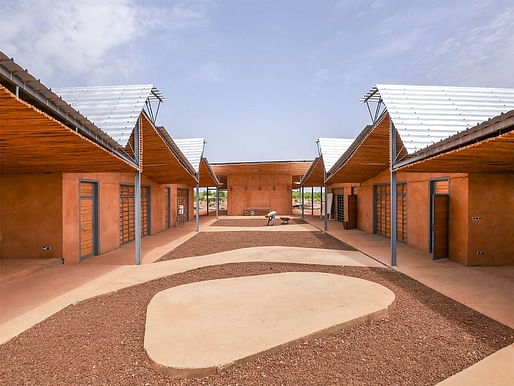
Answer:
[244,207,271,216]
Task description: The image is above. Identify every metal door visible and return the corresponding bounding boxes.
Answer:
[336,194,344,222]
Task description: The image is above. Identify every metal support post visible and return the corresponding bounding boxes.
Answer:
[324,171,328,231]
[195,182,200,232]
[319,187,322,216]
[301,187,304,219]
[311,187,314,215]
[216,187,219,219]
[134,118,141,265]
[390,121,397,266]
[206,187,209,216]
[134,171,141,265]
[15,85,19,98]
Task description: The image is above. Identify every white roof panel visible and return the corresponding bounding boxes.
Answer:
[317,138,354,172]
[54,84,165,146]
[174,138,205,173]
[364,84,514,153]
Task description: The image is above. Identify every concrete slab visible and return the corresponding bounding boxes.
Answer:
[0,258,62,283]
[144,272,395,378]
[305,216,514,329]
[437,343,514,386]
[0,246,379,345]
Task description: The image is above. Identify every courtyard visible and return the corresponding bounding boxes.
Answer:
[0,217,512,385]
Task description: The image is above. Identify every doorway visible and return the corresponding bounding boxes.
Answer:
[429,179,449,259]
[79,181,99,260]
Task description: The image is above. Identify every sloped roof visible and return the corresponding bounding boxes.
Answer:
[362,84,514,153]
[54,84,165,146]
[317,138,354,171]
[173,138,205,174]
[0,51,134,165]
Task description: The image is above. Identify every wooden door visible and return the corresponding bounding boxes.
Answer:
[347,195,357,229]
[80,182,98,259]
[432,194,449,259]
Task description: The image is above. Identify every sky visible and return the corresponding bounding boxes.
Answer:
[1,0,513,162]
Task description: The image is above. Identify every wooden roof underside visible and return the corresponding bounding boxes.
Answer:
[0,86,137,174]
[141,115,197,185]
[199,158,220,187]
[395,129,514,173]
[299,157,325,186]
[212,161,312,177]
[327,115,391,183]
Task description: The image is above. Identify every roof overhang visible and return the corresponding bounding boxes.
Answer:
[394,111,514,173]
[0,85,137,174]
[211,160,312,177]
[326,117,392,184]
[199,157,221,187]
[0,52,135,166]
[299,156,325,186]
[141,115,197,185]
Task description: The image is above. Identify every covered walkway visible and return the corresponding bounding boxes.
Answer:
[304,216,514,328]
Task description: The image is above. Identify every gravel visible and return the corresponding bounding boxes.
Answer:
[1,263,512,385]
[158,231,355,261]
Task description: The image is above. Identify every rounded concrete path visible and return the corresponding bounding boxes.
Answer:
[144,272,395,378]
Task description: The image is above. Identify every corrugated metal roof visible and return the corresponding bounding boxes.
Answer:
[173,138,205,173]
[362,84,514,153]
[317,138,354,172]
[54,84,165,146]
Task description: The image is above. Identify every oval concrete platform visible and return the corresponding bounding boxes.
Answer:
[144,272,395,378]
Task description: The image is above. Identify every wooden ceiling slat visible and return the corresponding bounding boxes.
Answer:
[140,114,197,185]
[199,158,220,187]
[327,115,391,183]
[300,157,325,186]
[395,130,514,173]
[0,86,136,174]
[212,161,312,177]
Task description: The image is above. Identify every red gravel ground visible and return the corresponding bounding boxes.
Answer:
[0,263,512,385]
[212,218,307,227]
[158,231,355,261]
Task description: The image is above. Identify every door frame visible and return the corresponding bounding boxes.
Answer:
[79,179,99,261]
[428,177,450,257]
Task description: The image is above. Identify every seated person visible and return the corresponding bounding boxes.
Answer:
[265,210,277,226]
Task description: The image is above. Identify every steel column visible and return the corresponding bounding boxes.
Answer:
[301,186,304,219]
[206,187,209,216]
[320,186,323,218]
[216,187,219,219]
[134,118,141,265]
[311,187,314,215]
[324,170,328,231]
[390,121,397,266]
[195,182,200,232]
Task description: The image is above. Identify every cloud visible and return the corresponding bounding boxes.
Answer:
[425,7,514,85]
[0,0,215,83]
